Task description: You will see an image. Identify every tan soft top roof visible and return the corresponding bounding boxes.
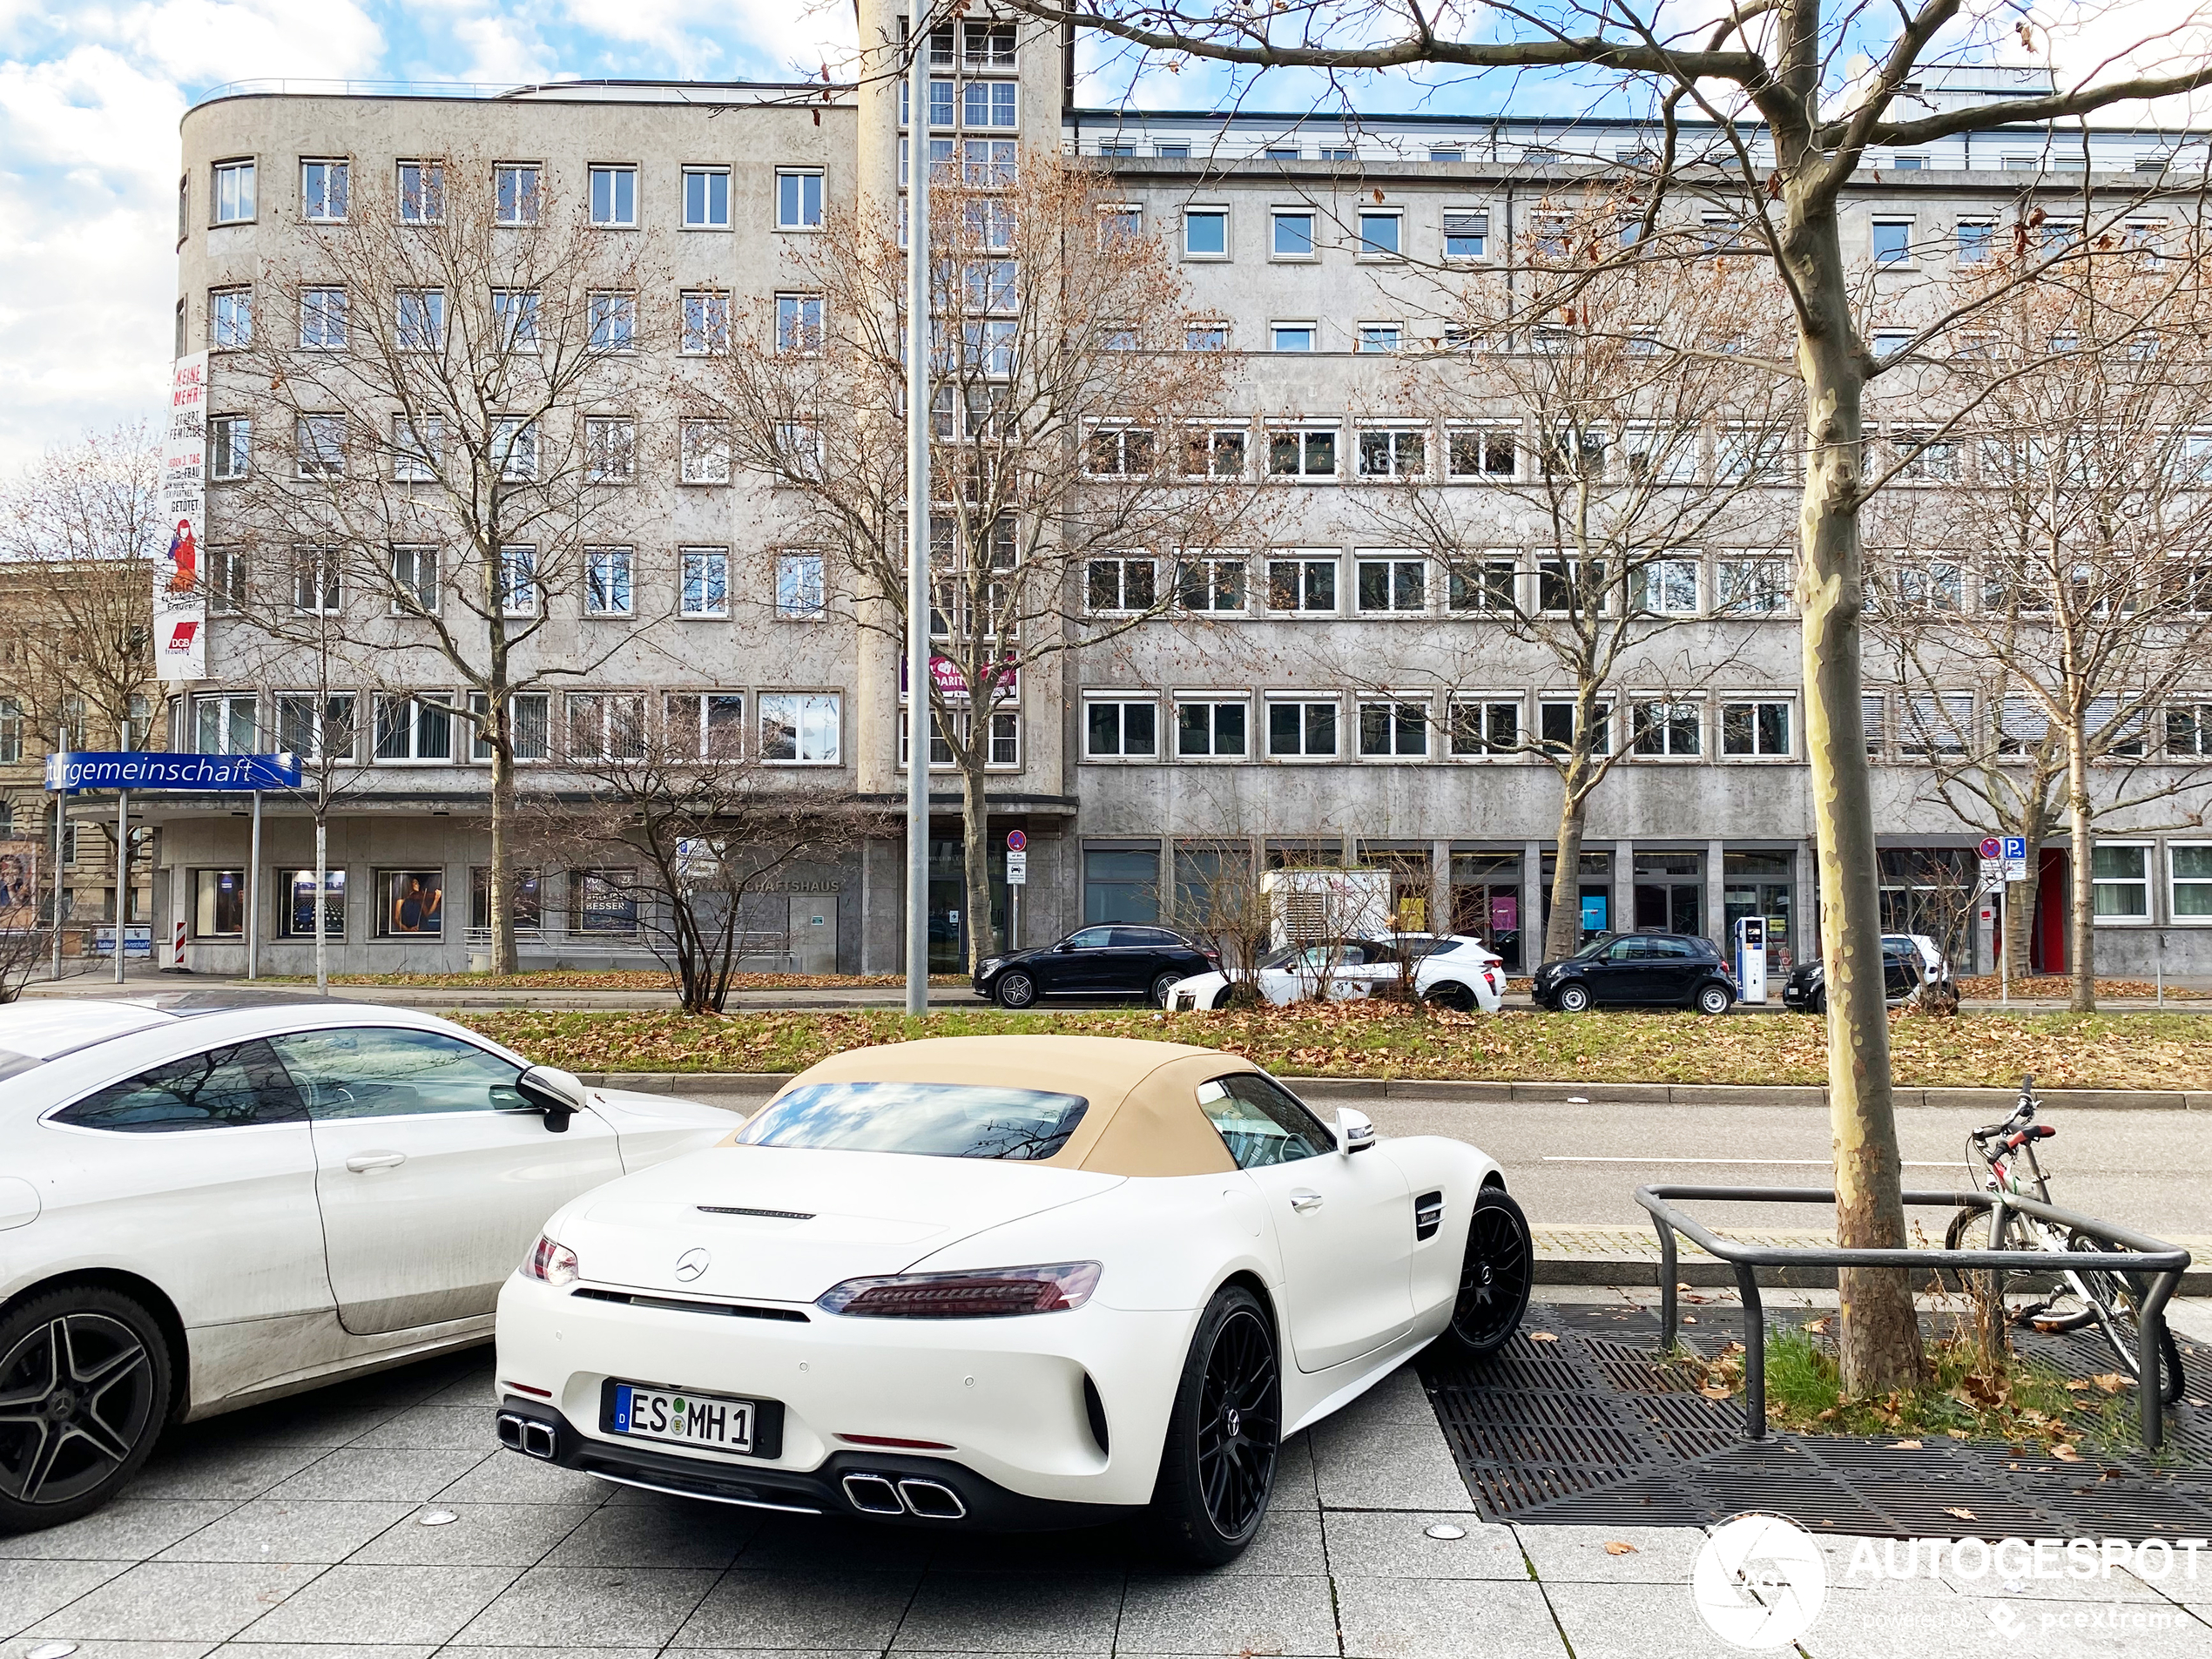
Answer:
[744,1035,1266,1177]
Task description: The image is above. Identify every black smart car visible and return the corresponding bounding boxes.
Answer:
[1531,932,1737,1014]
[1782,937,1930,1013]
[974,925,1218,1008]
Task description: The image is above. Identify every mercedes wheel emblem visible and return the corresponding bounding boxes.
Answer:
[674,1247,710,1282]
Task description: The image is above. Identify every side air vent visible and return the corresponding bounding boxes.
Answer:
[1082,1372,1110,1457]
[698,1205,816,1220]
[571,1287,809,1322]
[1413,1190,1445,1241]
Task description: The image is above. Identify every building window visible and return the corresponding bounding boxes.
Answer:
[299,287,347,350]
[1177,699,1248,758]
[192,869,246,938]
[469,691,550,762]
[211,286,252,349]
[389,545,438,614]
[583,547,633,617]
[1447,558,1518,612]
[1267,556,1337,613]
[1359,701,1428,758]
[1356,322,1402,354]
[682,289,730,355]
[290,548,341,613]
[1086,556,1157,614]
[213,158,255,224]
[1722,700,1791,757]
[389,413,442,482]
[1267,428,1337,479]
[500,544,538,615]
[1871,219,1912,264]
[1084,848,1159,924]
[963,22,1016,68]
[1450,699,1521,757]
[1085,699,1157,758]
[2171,845,2212,920]
[1184,208,1228,257]
[375,870,446,937]
[1185,322,1229,352]
[191,692,256,754]
[1447,426,1517,479]
[777,169,825,229]
[1087,426,1155,476]
[1264,700,1335,759]
[683,165,731,229]
[590,165,637,226]
[963,81,1017,128]
[1538,557,1609,614]
[397,160,443,224]
[1356,211,1401,257]
[900,707,1019,770]
[1176,556,1245,613]
[777,552,826,619]
[280,869,345,939]
[395,287,444,352]
[1954,219,1993,263]
[2168,703,2212,757]
[0,698,20,765]
[666,692,746,759]
[1540,700,1609,755]
[373,695,453,761]
[1182,426,1245,477]
[571,870,639,935]
[205,546,246,613]
[494,419,537,481]
[575,416,632,484]
[1899,692,1974,756]
[1357,557,1426,612]
[680,548,731,618]
[300,158,348,222]
[961,137,1016,184]
[1717,556,1789,614]
[681,419,732,483]
[1271,212,1315,259]
[1271,320,1317,353]
[1637,558,1700,616]
[776,293,824,354]
[495,164,540,226]
[588,290,635,352]
[207,415,250,482]
[1443,209,1487,259]
[566,692,645,760]
[1357,428,1425,477]
[2092,846,2150,919]
[760,692,840,764]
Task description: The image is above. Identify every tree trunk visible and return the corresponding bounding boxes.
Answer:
[489,735,518,975]
[314,813,328,996]
[2001,796,2049,992]
[2066,724,2096,1013]
[1543,774,1589,965]
[960,752,993,980]
[1788,183,1926,1397]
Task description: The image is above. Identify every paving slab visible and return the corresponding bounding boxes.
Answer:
[1321,1513,1529,1580]
[25,1561,322,1644]
[453,1565,723,1647]
[1332,1575,1566,1658]
[1114,1572,1339,1657]
[346,1501,599,1568]
[887,1571,1123,1652]
[228,1564,523,1646]
[0,1501,239,1562]
[671,1569,921,1650]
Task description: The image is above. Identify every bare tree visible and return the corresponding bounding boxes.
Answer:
[711,156,1263,974]
[522,713,885,1013]
[995,0,2212,1393]
[220,153,665,973]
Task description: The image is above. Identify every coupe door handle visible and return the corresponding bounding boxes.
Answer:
[1289,1189,1323,1213]
[345,1151,407,1173]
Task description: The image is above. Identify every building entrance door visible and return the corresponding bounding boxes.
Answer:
[1634,851,1704,935]
[1723,850,1797,969]
[1450,852,1522,969]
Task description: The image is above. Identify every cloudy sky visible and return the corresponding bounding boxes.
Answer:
[1,1,2205,475]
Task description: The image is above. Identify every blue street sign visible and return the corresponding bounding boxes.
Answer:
[44,752,301,794]
[2002,836,2027,861]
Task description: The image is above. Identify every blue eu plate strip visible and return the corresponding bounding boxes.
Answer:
[613,1384,633,1433]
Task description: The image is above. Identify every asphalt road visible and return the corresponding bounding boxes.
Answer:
[1341,1093,2212,1239]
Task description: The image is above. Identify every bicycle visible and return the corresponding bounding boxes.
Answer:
[1945,1074,2185,1402]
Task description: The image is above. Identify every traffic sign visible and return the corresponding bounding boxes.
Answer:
[1005,851,1028,885]
[2002,835,2028,881]
[1006,829,1028,852]
[1979,837,2002,860]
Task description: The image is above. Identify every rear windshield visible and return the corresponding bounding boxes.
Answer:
[734,1081,1090,1161]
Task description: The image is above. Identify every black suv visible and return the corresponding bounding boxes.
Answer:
[1532,933,1738,1015]
[974,925,1217,1008]
[1782,939,1927,1014]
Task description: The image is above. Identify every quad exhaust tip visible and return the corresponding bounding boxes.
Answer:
[497,1412,557,1460]
[841,1473,968,1520]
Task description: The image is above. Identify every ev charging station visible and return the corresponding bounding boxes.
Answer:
[1734,915,1769,1004]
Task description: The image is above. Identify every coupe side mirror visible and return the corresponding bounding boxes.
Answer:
[1335,1107,1378,1156]
[1053,939,1075,953]
[515,1064,587,1133]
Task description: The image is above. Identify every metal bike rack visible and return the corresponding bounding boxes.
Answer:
[1635,1185,2193,1451]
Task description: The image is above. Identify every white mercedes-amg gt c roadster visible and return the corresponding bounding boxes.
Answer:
[492,1035,1532,1563]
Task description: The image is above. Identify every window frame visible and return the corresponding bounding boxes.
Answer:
[1183,206,1230,260]
[589,164,639,228]
[371,694,455,764]
[212,158,256,226]
[2168,843,2212,924]
[1355,555,1428,614]
[679,546,732,619]
[759,691,843,765]
[1720,698,1794,759]
[1270,209,1317,260]
[1448,697,1523,759]
[777,168,826,231]
[1082,697,1160,759]
[1175,697,1251,759]
[1266,426,1339,480]
[2091,843,2152,924]
[681,165,732,230]
[300,158,350,224]
[1266,555,1339,615]
[583,546,635,617]
[494,162,541,226]
[1354,208,1403,260]
[1358,698,1431,759]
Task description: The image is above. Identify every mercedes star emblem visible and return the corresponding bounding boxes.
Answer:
[674,1247,710,1282]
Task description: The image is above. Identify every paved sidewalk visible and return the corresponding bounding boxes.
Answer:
[6,1338,2211,1659]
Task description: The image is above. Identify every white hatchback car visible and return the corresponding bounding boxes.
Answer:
[0,991,732,1532]
[1165,934,1506,1014]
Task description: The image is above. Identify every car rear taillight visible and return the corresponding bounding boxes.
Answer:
[816,1261,1102,1318]
[524,1234,579,1287]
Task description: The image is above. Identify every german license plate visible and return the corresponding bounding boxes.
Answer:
[609,1383,754,1453]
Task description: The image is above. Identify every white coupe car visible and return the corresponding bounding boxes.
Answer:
[0,991,732,1533]
[1164,934,1507,1015]
[493,1035,1532,1564]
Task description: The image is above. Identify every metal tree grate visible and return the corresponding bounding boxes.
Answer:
[1419,1303,2212,1537]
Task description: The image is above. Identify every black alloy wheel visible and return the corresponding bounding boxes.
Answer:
[1435,1187,1534,1359]
[995,970,1037,1009]
[0,1288,172,1530]
[1150,972,1184,1008]
[1148,1285,1280,1567]
[1423,981,1477,1014]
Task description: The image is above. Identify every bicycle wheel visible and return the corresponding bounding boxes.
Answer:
[2065,1232,2187,1405]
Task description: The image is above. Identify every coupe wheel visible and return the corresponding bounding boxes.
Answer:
[1423,981,1476,1014]
[995,971,1036,1009]
[0,1286,173,1532]
[1555,982,1593,1014]
[1150,973,1184,1008]
[1696,982,1735,1016]
[1433,1187,1534,1360]
[1147,1284,1280,1567]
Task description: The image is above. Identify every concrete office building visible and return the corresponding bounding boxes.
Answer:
[150,8,2212,980]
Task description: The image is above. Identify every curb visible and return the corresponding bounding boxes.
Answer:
[575,1071,2209,1111]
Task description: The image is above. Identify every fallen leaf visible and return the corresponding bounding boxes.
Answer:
[1891,1440,1923,1449]
[2053,1444,2082,1462]
[1676,1282,1693,1292]
[2090,1373,2130,1394]
[1683,1315,1698,1325]
[1946,1507,1977,1521]
[1700,1385,1734,1400]
[1529,1331,1560,1343]
[1604,1541,1639,1555]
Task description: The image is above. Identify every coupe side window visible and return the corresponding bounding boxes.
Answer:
[51,1040,306,1133]
[1197,1073,1333,1169]
[269,1028,525,1119]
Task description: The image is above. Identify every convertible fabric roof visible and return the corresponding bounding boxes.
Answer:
[751,1035,1265,1177]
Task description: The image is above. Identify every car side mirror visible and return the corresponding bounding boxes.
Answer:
[515,1064,587,1133]
[1335,1107,1377,1156]
[1054,939,1075,953]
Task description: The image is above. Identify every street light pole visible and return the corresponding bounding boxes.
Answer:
[904,4,932,1018]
